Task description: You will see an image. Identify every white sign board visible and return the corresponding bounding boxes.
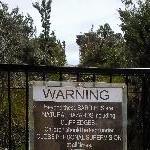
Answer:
[33,86,122,102]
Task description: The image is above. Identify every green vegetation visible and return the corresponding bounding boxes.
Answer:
[0,0,66,65]
[76,0,150,68]
[0,0,66,149]
[76,1,150,149]
[0,1,35,64]
[119,0,150,67]
[32,0,66,66]
[76,23,127,67]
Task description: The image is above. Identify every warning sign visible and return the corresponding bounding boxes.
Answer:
[29,82,127,150]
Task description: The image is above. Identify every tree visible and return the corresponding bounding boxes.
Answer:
[0,1,35,64]
[119,0,150,67]
[76,23,127,67]
[119,1,150,149]
[0,2,37,148]
[33,0,66,66]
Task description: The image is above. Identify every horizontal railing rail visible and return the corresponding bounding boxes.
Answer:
[0,64,150,75]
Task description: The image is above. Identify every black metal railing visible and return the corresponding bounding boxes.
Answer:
[0,64,150,150]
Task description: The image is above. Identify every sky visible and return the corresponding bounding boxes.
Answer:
[4,0,124,65]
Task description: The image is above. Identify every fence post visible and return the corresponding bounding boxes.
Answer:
[8,71,11,150]
[25,72,29,150]
[141,75,149,150]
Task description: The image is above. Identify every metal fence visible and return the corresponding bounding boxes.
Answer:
[0,64,150,150]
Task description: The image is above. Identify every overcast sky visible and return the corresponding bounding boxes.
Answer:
[4,0,124,65]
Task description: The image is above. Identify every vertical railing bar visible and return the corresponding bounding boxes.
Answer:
[92,73,96,82]
[76,72,80,82]
[141,75,145,150]
[25,71,29,150]
[141,74,148,150]
[59,71,63,81]
[109,74,112,83]
[42,72,46,81]
[125,75,129,99]
[145,74,150,149]
[8,71,11,150]
[59,71,63,87]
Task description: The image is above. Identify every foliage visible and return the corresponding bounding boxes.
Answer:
[33,0,66,66]
[0,1,35,64]
[33,0,52,40]
[0,0,66,66]
[76,23,128,67]
[119,0,150,67]
[0,4,35,147]
[119,1,150,149]
[0,1,66,148]
[32,32,66,66]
